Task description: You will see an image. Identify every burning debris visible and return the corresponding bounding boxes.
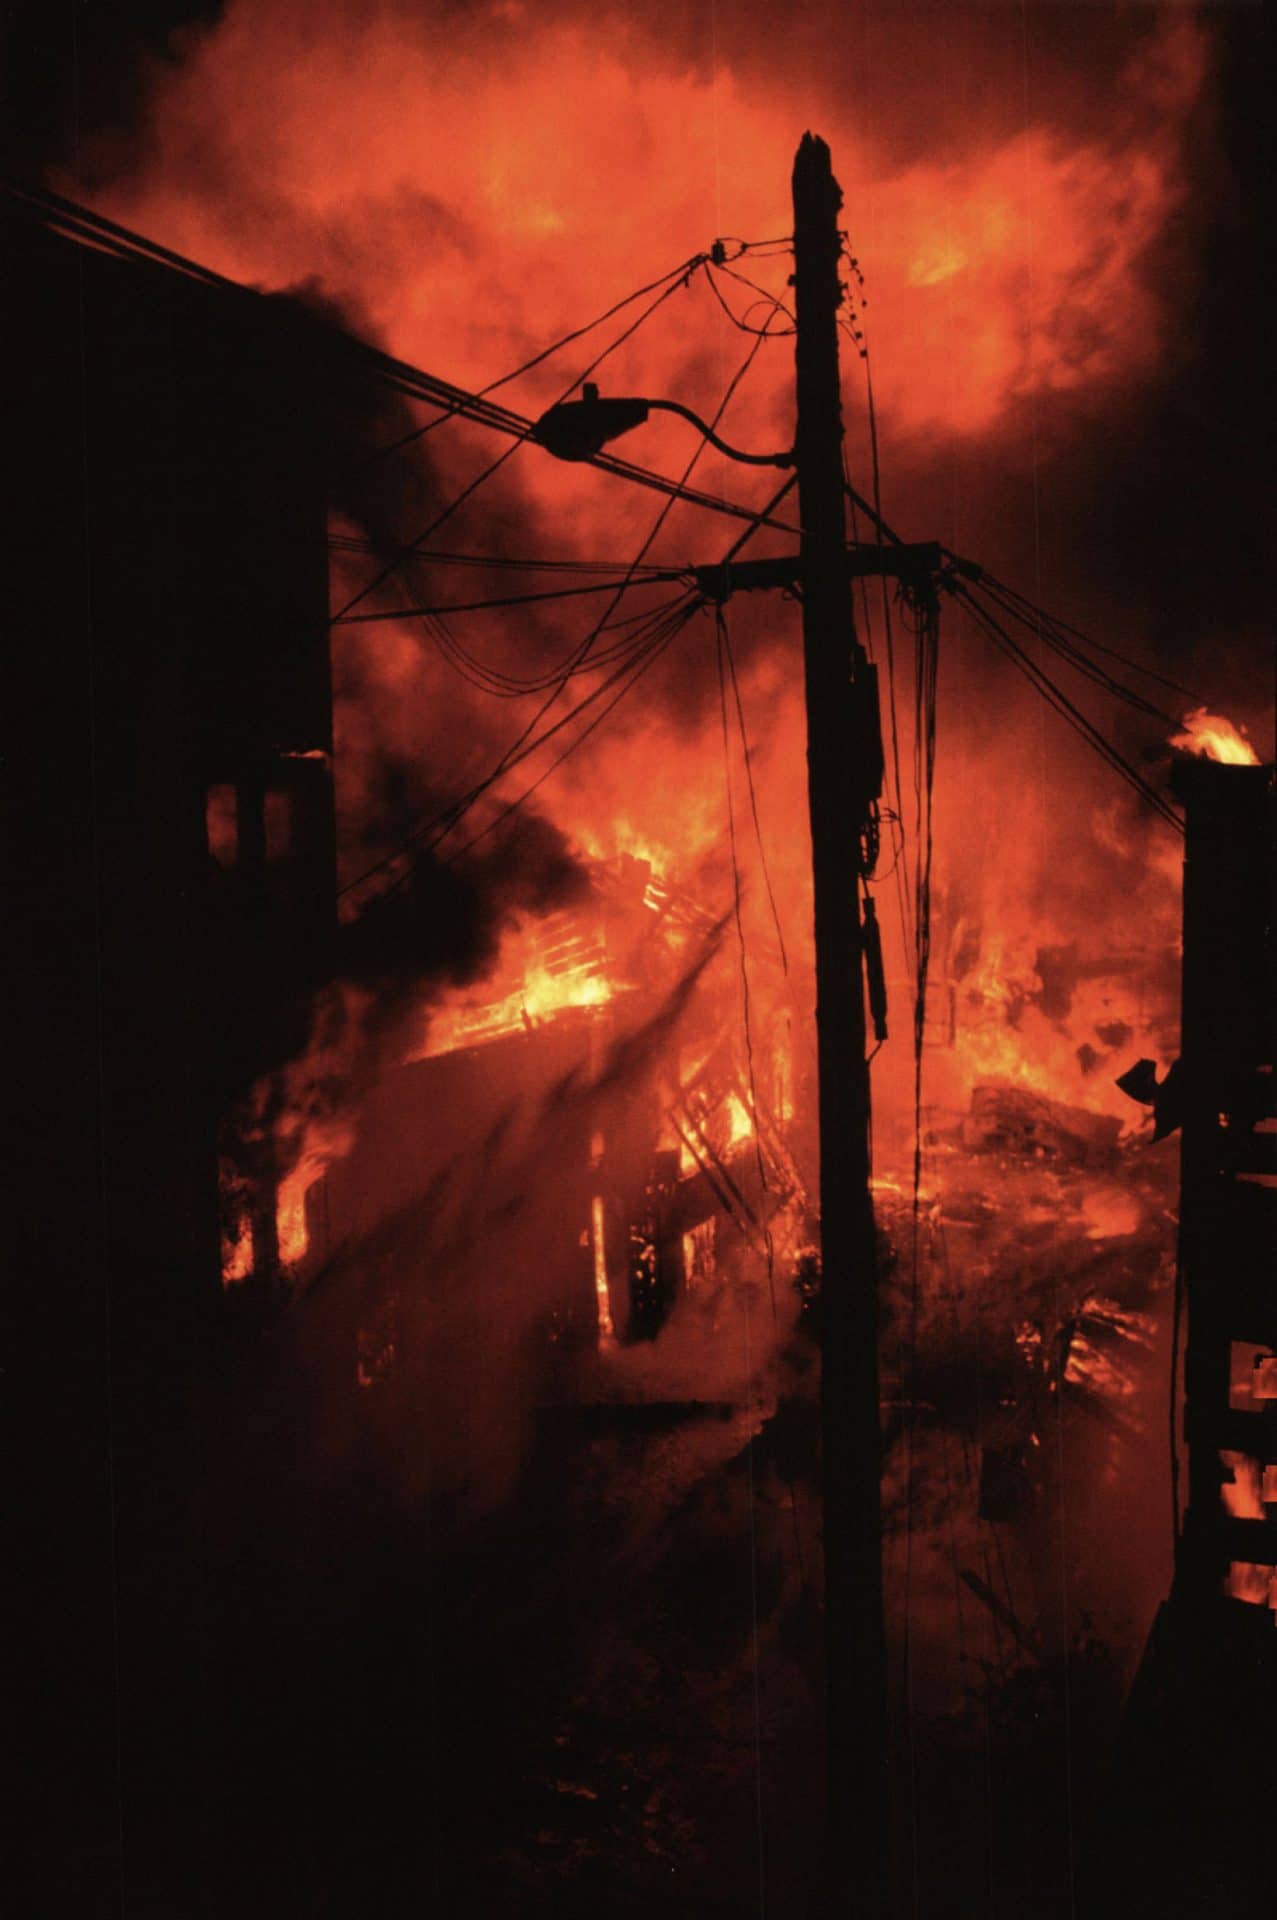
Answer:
[961,1083,1124,1167]
[410,854,715,1060]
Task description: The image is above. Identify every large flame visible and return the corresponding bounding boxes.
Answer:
[1169,706,1261,766]
[276,1115,356,1268]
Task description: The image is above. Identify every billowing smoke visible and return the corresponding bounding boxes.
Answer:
[45,0,1265,864]
[45,0,1265,1425]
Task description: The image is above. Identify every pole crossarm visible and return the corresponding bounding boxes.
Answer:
[330,542,947,626]
[693,540,944,602]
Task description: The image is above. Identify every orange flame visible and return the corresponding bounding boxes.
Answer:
[276,1117,354,1269]
[724,1091,754,1150]
[221,1216,254,1287]
[1169,708,1260,766]
[591,1193,615,1345]
[415,918,618,1060]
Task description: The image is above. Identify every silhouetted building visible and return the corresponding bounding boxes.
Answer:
[5,189,341,1912]
[1085,755,1276,1916]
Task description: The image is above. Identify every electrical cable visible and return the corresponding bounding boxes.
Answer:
[327,537,675,575]
[900,582,939,1915]
[971,577,1180,726]
[949,583,1184,833]
[8,181,802,561]
[962,564,1207,707]
[350,329,776,762]
[418,591,693,702]
[718,234,794,255]
[374,253,711,460]
[443,598,702,865]
[851,305,916,961]
[719,618,789,975]
[843,465,914,994]
[1170,1234,1184,1555]
[716,604,778,1328]
[963,582,1187,829]
[5,175,239,291]
[717,258,797,328]
[702,261,795,339]
[340,445,795,906]
[334,266,697,622]
[716,577,813,1617]
[438,327,773,789]
[335,592,698,902]
[332,572,693,626]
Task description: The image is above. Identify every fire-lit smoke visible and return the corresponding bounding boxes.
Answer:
[44,2,1262,1388]
[65,2,1209,446]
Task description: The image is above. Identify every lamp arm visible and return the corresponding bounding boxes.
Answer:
[645,398,794,469]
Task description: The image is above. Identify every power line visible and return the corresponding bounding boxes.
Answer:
[702,260,795,339]
[327,538,675,575]
[336,591,701,903]
[374,252,712,461]
[846,281,915,968]
[410,399,791,788]
[332,573,691,626]
[716,256,798,331]
[718,614,789,976]
[8,181,803,561]
[338,248,804,628]
[422,598,700,865]
[431,329,774,778]
[957,565,1205,712]
[4,176,239,292]
[901,580,939,1869]
[715,604,778,1327]
[444,598,702,865]
[341,310,802,540]
[340,426,797,906]
[949,581,1184,833]
[423,591,694,702]
[333,266,698,622]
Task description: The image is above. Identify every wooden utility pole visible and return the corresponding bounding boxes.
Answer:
[792,131,889,1915]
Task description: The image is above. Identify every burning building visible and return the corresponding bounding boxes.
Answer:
[301,851,802,1409]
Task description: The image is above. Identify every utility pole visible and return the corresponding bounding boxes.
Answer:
[531,134,894,1907]
[792,131,889,1915]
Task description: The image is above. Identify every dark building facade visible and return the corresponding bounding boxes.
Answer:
[1086,757,1276,1916]
[1174,760,1276,1614]
[4,192,342,1912]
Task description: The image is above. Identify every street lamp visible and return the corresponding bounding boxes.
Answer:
[532,381,794,468]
